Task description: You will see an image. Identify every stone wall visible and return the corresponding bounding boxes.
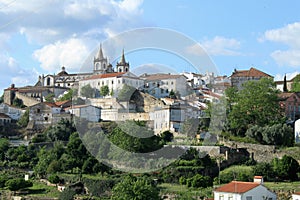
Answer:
[16,92,40,107]
[220,141,279,162]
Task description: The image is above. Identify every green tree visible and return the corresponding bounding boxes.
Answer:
[45,93,55,103]
[48,174,60,184]
[58,89,76,101]
[272,155,299,181]
[17,109,29,127]
[100,85,109,97]
[117,84,136,101]
[5,178,32,191]
[12,98,24,108]
[111,175,160,200]
[80,84,95,98]
[0,138,9,161]
[291,74,300,92]
[227,78,283,135]
[252,162,275,181]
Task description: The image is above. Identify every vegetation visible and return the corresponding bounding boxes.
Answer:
[291,74,300,92]
[58,89,77,101]
[117,84,136,101]
[100,85,110,96]
[111,175,160,200]
[17,108,29,127]
[226,78,283,136]
[45,93,55,103]
[80,84,95,98]
[5,178,33,191]
[12,97,24,108]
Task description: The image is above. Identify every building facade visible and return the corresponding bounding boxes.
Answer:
[230,67,273,89]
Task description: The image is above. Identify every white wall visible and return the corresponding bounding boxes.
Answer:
[242,185,276,200]
[295,119,300,143]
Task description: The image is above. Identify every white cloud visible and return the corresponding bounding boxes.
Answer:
[0,54,39,93]
[33,38,90,72]
[274,71,299,81]
[188,36,241,56]
[263,22,300,67]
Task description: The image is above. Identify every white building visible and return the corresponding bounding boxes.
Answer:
[181,72,205,88]
[79,72,144,98]
[214,177,276,200]
[67,105,100,122]
[0,103,25,120]
[140,73,189,99]
[292,192,300,200]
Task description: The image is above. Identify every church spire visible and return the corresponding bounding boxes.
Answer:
[116,49,129,73]
[119,49,126,64]
[96,43,104,60]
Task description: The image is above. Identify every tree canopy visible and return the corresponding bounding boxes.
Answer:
[226,78,284,135]
[291,74,300,92]
[111,175,160,200]
[80,84,95,98]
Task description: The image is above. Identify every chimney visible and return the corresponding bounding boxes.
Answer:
[253,176,263,184]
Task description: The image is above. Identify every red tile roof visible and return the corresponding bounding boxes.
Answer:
[83,72,125,80]
[55,100,71,106]
[231,67,272,78]
[214,181,259,194]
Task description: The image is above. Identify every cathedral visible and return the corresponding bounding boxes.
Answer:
[36,45,131,88]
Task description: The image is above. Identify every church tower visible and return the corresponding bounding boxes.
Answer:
[94,44,108,74]
[116,49,129,73]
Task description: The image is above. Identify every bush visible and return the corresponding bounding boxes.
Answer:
[218,166,253,184]
[48,174,60,184]
[5,178,33,191]
[186,174,212,188]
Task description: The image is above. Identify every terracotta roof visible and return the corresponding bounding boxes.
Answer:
[294,192,300,195]
[44,102,60,107]
[254,176,263,179]
[214,181,259,194]
[83,72,125,80]
[278,92,297,100]
[0,113,11,119]
[55,100,71,106]
[231,67,272,78]
[141,74,183,81]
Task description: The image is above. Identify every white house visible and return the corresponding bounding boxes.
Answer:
[0,103,25,120]
[292,192,300,200]
[66,105,101,122]
[140,73,189,99]
[214,177,276,200]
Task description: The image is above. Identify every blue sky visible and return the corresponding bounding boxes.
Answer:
[1,0,300,94]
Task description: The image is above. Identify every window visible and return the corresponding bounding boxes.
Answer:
[246,196,252,200]
[171,81,174,85]
[47,77,51,86]
[44,117,48,121]
[37,108,40,113]
[219,195,224,200]
[112,80,114,84]
[228,195,233,200]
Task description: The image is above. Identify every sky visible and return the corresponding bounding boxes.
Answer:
[1,0,300,94]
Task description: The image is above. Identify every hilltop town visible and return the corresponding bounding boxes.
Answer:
[1,46,300,200]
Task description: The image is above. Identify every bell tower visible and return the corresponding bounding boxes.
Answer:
[116,49,129,73]
[94,44,108,74]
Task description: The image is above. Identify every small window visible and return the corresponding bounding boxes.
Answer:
[37,108,40,113]
[171,81,174,85]
[58,84,60,87]
[246,196,252,200]
[44,117,48,121]
[112,80,114,84]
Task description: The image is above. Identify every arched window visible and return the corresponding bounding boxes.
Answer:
[119,68,122,72]
[125,67,128,72]
[103,63,106,69]
[47,77,51,86]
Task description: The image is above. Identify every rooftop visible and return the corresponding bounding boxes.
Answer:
[83,72,126,81]
[214,181,259,194]
[231,67,272,78]
[140,73,183,81]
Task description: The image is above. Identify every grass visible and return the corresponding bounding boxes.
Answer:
[23,180,60,198]
[159,183,213,198]
[264,181,300,192]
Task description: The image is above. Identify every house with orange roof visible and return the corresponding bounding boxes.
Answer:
[230,67,273,90]
[292,192,300,200]
[213,176,276,200]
